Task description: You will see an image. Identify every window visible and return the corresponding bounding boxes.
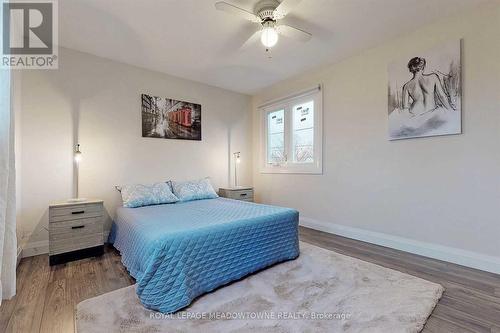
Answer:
[267,109,285,164]
[260,86,322,174]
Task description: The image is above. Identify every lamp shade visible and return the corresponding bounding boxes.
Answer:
[233,152,241,187]
[74,144,82,163]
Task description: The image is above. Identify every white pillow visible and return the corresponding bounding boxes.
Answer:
[118,182,179,208]
[171,177,218,202]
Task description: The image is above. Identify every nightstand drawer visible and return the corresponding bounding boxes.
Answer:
[49,217,102,241]
[49,203,103,223]
[50,233,103,255]
[225,189,253,200]
[219,188,254,202]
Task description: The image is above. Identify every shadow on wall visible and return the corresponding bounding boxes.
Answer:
[48,0,146,198]
[21,209,49,256]
[227,128,232,186]
[21,1,146,253]
[108,191,122,236]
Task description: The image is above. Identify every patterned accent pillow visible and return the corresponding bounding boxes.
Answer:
[171,178,218,202]
[119,182,179,208]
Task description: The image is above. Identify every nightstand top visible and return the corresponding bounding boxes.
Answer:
[49,199,104,208]
[219,186,253,191]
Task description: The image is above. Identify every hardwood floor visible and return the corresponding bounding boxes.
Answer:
[1,226,499,332]
[0,246,135,333]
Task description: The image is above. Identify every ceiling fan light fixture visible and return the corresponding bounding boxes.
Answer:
[215,1,311,50]
[260,21,279,48]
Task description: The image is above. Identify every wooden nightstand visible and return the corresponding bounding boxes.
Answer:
[49,199,104,265]
[219,187,254,202]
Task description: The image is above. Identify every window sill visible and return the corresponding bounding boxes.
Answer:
[260,163,322,175]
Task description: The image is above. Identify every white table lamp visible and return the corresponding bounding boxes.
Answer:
[233,151,241,188]
[68,143,86,202]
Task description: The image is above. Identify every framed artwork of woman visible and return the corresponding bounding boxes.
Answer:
[388,40,461,140]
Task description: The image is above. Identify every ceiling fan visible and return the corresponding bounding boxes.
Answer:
[215,0,312,49]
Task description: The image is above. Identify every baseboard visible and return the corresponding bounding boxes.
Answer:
[22,240,49,258]
[300,217,500,275]
[20,221,500,274]
[16,246,22,266]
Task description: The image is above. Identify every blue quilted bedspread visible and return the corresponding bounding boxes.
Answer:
[109,197,299,313]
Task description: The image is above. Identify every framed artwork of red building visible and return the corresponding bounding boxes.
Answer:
[141,94,201,141]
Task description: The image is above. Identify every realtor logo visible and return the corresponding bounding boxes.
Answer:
[2,0,58,69]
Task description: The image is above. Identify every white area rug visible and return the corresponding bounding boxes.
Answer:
[76,242,443,333]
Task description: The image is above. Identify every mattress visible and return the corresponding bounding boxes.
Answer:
[110,197,299,313]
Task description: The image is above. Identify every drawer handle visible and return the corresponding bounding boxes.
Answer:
[72,211,85,215]
[240,193,248,197]
[71,225,85,229]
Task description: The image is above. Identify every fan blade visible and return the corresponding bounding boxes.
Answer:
[240,30,262,50]
[273,0,303,19]
[215,2,261,23]
[277,24,312,42]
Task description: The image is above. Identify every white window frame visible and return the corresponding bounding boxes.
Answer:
[259,85,323,174]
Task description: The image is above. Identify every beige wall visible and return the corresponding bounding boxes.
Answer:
[18,48,252,251]
[252,3,500,259]
[16,3,500,268]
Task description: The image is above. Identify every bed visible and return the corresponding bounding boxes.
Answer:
[109,197,299,313]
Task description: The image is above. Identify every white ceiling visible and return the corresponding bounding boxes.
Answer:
[59,0,486,94]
